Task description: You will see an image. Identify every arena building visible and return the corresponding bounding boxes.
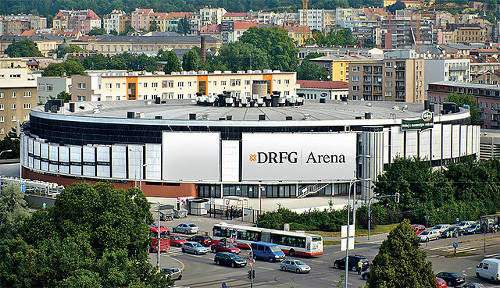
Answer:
[20,98,479,201]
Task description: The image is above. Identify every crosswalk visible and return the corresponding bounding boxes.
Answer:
[424,239,499,258]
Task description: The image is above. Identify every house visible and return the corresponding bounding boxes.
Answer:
[297,80,349,100]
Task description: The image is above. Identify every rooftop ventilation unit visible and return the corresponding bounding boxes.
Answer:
[189,113,196,120]
[259,114,266,121]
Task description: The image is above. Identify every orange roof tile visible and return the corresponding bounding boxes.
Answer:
[233,21,258,30]
[166,12,191,20]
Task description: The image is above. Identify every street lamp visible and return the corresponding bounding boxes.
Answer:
[367,192,399,240]
[345,176,370,288]
[0,149,12,194]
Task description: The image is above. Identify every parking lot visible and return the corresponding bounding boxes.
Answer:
[149,214,500,287]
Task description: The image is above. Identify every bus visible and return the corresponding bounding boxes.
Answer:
[149,226,170,253]
[212,223,323,257]
[150,226,170,238]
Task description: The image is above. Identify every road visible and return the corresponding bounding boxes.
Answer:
[149,215,500,288]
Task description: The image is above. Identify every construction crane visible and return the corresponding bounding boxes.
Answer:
[302,0,309,41]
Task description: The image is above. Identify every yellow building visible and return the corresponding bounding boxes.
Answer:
[383,0,434,6]
[283,26,312,47]
[309,55,382,82]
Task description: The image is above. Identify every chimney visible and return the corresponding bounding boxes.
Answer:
[200,35,206,63]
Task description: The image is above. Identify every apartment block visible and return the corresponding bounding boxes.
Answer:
[309,54,382,82]
[131,8,154,32]
[0,35,63,57]
[53,10,101,35]
[103,10,127,34]
[37,76,72,104]
[200,7,227,26]
[298,9,335,31]
[349,57,425,103]
[0,58,39,138]
[424,58,470,97]
[70,70,299,102]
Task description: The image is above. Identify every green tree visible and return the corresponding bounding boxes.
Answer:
[0,128,20,159]
[177,17,191,34]
[56,91,72,103]
[109,30,118,36]
[387,0,407,13]
[0,183,169,287]
[239,26,299,71]
[0,183,29,239]
[367,219,435,288]
[446,93,481,125]
[182,49,201,71]
[201,53,228,72]
[5,39,43,57]
[88,27,106,36]
[149,21,159,32]
[158,49,181,74]
[297,60,329,81]
[304,52,325,61]
[218,42,270,72]
[57,45,84,58]
[119,24,134,36]
[42,60,85,77]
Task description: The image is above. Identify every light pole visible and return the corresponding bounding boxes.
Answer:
[157,202,161,272]
[0,149,12,194]
[139,164,147,189]
[258,185,264,216]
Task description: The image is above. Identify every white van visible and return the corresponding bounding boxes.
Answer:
[476,258,500,283]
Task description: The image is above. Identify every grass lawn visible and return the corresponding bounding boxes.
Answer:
[307,223,399,238]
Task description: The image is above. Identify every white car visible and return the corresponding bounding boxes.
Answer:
[432,224,452,233]
[173,223,199,234]
[457,221,476,230]
[417,229,440,242]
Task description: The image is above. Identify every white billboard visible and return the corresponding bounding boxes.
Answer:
[162,132,220,182]
[242,133,357,181]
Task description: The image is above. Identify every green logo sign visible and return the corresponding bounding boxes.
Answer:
[401,111,434,131]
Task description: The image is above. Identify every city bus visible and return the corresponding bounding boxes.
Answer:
[149,226,170,252]
[212,223,323,257]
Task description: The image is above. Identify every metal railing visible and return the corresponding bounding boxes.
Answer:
[297,183,330,199]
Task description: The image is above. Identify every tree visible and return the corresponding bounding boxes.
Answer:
[0,183,170,287]
[56,91,72,102]
[149,21,159,32]
[42,60,85,77]
[88,27,106,36]
[367,219,435,288]
[218,42,270,72]
[239,27,299,71]
[177,17,191,34]
[304,52,325,61]
[57,45,84,58]
[158,49,181,74]
[109,30,118,36]
[297,60,329,81]
[182,49,201,71]
[119,24,134,36]
[0,183,29,239]
[5,39,43,57]
[446,93,481,125]
[0,128,20,159]
[387,0,407,13]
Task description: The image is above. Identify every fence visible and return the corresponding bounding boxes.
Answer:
[206,203,260,224]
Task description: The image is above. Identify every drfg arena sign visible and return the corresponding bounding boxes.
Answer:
[242,133,357,181]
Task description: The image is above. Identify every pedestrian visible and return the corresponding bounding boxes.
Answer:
[358,261,363,275]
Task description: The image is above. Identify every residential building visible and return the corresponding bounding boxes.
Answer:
[424,58,470,97]
[297,80,348,100]
[298,9,335,31]
[199,24,221,41]
[455,25,485,43]
[53,10,101,35]
[70,34,221,55]
[200,7,227,26]
[70,70,299,102]
[37,76,72,104]
[149,12,169,32]
[309,54,382,82]
[221,21,257,44]
[472,71,500,85]
[0,35,64,57]
[131,8,154,32]
[298,47,384,60]
[0,58,39,137]
[103,10,127,34]
[164,12,191,32]
[470,55,500,80]
[349,56,425,103]
[282,25,311,47]
[222,13,248,22]
[0,14,46,33]
[0,19,30,35]
[53,10,71,30]
[335,8,365,26]
[428,81,500,129]
[189,13,202,34]
[378,18,438,49]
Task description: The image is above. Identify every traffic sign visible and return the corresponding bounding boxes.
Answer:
[222,282,227,288]
[248,259,255,268]
[20,183,25,193]
[453,242,458,248]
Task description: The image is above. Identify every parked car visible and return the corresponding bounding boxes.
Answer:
[213,252,247,268]
[457,221,476,230]
[463,283,486,288]
[362,269,371,280]
[333,255,370,272]
[211,242,241,254]
[417,229,440,242]
[280,259,311,274]
[250,242,285,262]
[433,224,452,233]
[160,267,182,281]
[150,238,169,253]
[476,258,500,283]
[412,224,427,235]
[441,227,464,238]
[463,223,481,235]
[189,235,213,246]
[181,241,208,255]
[436,272,466,287]
[169,235,188,247]
[436,277,448,288]
[173,223,199,234]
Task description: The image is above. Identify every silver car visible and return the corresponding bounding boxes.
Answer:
[173,223,199,234]
[161,267,182,281]
[280,259,311,274]
[182,241,208,255]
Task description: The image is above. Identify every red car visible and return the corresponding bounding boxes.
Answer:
[412,224,426,236]
[189,235,213,246]
[169,235,188,247]
[211,242,241,254]
[436,277,448,288]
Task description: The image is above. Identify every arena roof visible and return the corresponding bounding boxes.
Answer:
[33,99,469,127]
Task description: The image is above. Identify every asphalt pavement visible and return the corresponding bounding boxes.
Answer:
[150,215,500,288]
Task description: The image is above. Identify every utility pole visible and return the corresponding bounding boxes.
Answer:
[157,202,161,272]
